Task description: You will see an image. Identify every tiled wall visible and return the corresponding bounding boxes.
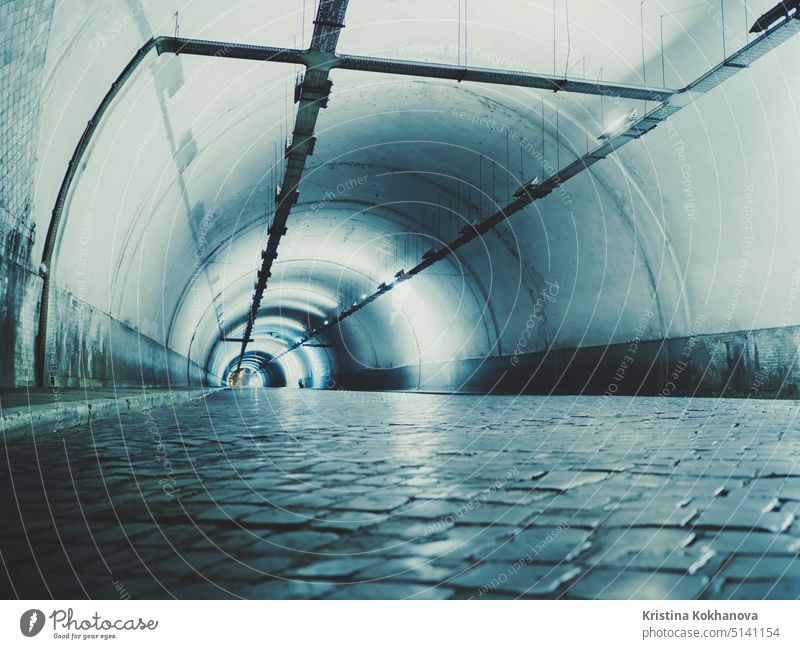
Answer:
[0,2,211,388]
[0,0,55,385]
[0,0,54,264]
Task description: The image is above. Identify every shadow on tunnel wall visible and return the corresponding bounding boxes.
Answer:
[46,286,212,388]
[331,324,800,399]
[0,255,216,389]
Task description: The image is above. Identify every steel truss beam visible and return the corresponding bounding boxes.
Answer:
[268,11,800,366]
[233,0,351,371]
[155,35,673,102]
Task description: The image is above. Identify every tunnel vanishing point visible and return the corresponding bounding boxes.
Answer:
[3,0,800,601]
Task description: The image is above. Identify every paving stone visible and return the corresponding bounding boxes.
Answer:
[587,533,720,575]
[455,503,534,527]
[331,494,410,512]
[566,568,709,599]
[189,504,261,523]
[475,526,592,564]
[310,510,387,531]
[225,555,297,577]
[601,502,698,528]
[268,492,337,508]
[267,531,339,552]
[239,579,336,599]
[450,561,581,597]
[757,461,800,478]
[292,558,381,578]
[520,510,606,530]
[722,556,800,580]
[403,586,456,599]
[693,500,794,533]
[696,531,800,555]
[715,578,800,599]
[760,478,800,501]
[581,528,700,573]
[325,582,451,599]
[217,507,309,529]
[396,499,461,519]
[533,471,611,491]
[373,518,454,539]
[406,538,476,559]
[352,557,458,584]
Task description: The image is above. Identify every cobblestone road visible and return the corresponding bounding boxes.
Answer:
[1,389,799,599]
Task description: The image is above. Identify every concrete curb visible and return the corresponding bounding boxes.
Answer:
[0,388,226,444]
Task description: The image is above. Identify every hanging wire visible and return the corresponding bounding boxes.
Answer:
[585,122,589,154]
[458,0,462,66]
[492,158,495,205]
[437,193,442,244]
[506,130,510,203]
[640,0,647,85]
[640,0,647,113]
[556,107,560,169]
[456,176,461,241]
[467,177,471,224]
[478,153,483,219]
[745,0,749,44]
[599,66,605,125]
[563,0,571,78]
[464,0,469,67]
[552,0,557,75]
[541,97,545,179]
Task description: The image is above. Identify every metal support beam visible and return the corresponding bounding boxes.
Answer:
[336,54,673,101]
[154,35,674,102]
[155,37,303,64]
[234,0,350,371]
[750,0,800,33]
[267,11,800,367]
[35,38,159,386]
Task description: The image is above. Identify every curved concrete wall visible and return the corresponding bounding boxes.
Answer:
[3,0,800,396]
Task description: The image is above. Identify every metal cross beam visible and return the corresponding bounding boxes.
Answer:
[155,35,674,102]
[234,0,350,372]
[267,10,800,366]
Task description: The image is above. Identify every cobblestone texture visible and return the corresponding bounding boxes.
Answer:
[1,389,799,599]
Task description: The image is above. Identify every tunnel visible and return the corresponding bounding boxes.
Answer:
[2,0,800,604]
[5,0,800,397]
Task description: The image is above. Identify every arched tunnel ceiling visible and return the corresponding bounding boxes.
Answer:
[34,0,800,386]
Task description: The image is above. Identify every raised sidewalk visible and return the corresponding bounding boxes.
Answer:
[0,387,223,443]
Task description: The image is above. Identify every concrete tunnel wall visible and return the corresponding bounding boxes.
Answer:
[3,0,800,396]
